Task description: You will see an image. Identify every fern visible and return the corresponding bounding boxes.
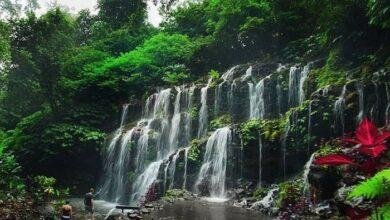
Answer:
[371,204,390,220]
[348,169,390,200]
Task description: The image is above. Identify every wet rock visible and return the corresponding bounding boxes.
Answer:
[106,213,128,220]
[308,166,341,201]
[233,199,247,208]
[141,208,150,214]
[144,203,154,208]
[128,213,142,219]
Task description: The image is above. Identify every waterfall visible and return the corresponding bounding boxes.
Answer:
[334,85,346,135]
[303,153,315,196]
[185,86,196,145]
[258,131,263,187]
[249,78,266,119]
[356,82,364,122]
[182,147,190,189]
[214,66,237,116]
[195,127,231,198]
[288,63,312,107]
[168,150,181,189]
[112,129,135,202]
[281,113,294,180]
[298,63,312,104]
[130,160,163,203]
[276,79,283,117]
[168,87,182,153]
[100,104,129,202]
[370,81,379,122]
[129,89,172,203]
[288,66,301,107]
[307,101,312,155]
[198,80,210,138]
[250,187,278,209]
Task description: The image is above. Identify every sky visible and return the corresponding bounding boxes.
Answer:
[22,0,163,26]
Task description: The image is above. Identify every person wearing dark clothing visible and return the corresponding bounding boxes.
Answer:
[84,188,94,219]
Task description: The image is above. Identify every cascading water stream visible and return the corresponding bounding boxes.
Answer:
[249,79,266,119]
[198,80,211,138]
[195,127,231,198]
[99,104,129,202]
[356,82,364,122]
[182,147,190,189]
[307,101,312,155]
[168,150,181,189]
[334,85,347,136]
[302,153,316,196]
[214,66,237,116]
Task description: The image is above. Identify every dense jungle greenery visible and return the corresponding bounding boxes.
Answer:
[0,0,389,217]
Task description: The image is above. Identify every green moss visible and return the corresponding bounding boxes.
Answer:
[276,180,303,209]
[209,114,232,131]
[188,139,202,162]
[188,105,199,119]
[315,142,343,157]
[253,187,267,200]
[163,189,187,201]
[311,49,347,89]
[239,116,287,146]
[208,69,222,88]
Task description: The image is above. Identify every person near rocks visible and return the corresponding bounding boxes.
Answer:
[84,188,95,219]
[60,200,73,220]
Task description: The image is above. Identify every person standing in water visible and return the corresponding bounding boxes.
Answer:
[61,201,73,220]
[84,188,95,219]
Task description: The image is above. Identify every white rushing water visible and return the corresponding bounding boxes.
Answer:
[195,127,232,198]
[288,63,312,107]
[168,150,181,189]
[249,78,266,119]
[198,80,211,138]
[356,82,364,122]
[214,66,237,116]
[302,153,316,196]
[334,85,347,135]
[182,147,190,189]
[100,104,129,202]
[251,187,278,209]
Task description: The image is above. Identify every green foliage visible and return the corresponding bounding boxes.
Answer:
[0,152,25,199]
[367,0,390,29]
[32,175,69,205]
[276,180,303,209]
[209,114,232,131]
[98,0,146,29]
[253,187,267,200]
[163,189,186,201]
[240,119,262,145]
[188,106,199,119]
[348,169,390,200]
[240,118,285,146]
[371,203,390,220]
[188,139,202,163]
[315,143,343,157]
[311,49,347,89]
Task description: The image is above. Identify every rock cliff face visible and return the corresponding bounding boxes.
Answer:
[98,59,389,206]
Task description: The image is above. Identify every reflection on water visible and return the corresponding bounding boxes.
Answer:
[148,200,273,220]
[69,198,273,220]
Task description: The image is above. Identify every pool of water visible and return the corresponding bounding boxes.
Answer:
[69,198,273,220]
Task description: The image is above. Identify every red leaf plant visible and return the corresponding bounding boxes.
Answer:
[313,118,389,219]
[314,118,390,172]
